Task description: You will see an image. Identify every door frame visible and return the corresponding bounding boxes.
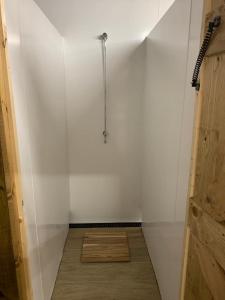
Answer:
[0,0,32,299]
[180,0,207,297]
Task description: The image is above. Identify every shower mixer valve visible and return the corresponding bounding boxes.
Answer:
[103,130,108,144]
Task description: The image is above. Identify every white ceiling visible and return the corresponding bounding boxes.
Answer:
[34,0,174,41]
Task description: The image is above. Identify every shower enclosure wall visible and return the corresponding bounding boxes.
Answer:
[142,1,203,299]
[5,0,69,299]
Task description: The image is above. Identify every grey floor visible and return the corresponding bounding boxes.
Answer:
[52,227,161,300]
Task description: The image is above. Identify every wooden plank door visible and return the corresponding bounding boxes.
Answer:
[0,0,32,299]
[0,142,19,299]
[182,0,225,299]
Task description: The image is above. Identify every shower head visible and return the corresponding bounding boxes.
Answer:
[99,32,108,41]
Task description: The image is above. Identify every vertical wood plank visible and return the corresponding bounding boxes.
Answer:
[0,1,32,299]
[0,142,18,299]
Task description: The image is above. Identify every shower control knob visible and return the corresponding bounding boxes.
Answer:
[102,33,108,41]
[103,130,108,144]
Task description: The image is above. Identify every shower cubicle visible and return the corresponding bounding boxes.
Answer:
[3,0,203,299]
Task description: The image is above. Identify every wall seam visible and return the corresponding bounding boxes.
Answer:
[61,38,71,225]
[174,0,193,221]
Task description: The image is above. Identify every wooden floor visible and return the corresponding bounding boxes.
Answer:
[52,228,161,300]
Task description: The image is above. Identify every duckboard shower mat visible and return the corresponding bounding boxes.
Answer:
[81,231,130,263]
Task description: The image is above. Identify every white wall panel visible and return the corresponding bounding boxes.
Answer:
[142,0,191,223]
[63,0,160,223]
[5,0,70,299]
[141,0,203,299]
[65,40,145,223]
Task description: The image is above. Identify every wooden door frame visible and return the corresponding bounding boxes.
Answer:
[0,0,32,299]
[180,0,224,298]
[180,10,205,297]
[180,0,208,297]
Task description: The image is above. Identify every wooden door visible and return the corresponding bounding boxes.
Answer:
[182,0,225,299]
[0,0,32,299]
[0,142,19,299]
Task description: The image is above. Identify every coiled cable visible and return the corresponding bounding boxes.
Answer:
[192,16,221,90]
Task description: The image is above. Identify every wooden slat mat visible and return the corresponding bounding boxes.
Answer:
[81,231,130,263]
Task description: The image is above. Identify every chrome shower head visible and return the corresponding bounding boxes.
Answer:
[99,32,108,41]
